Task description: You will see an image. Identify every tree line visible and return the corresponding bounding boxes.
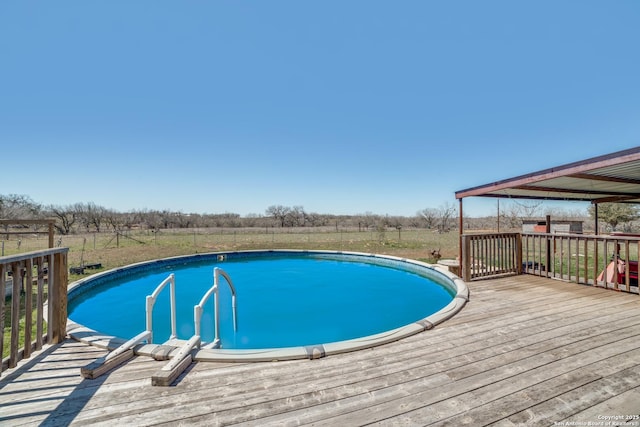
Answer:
[0,194,459,235]
[1,194,637,235]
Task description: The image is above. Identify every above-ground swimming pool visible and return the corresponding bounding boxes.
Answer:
[68,250,468,361]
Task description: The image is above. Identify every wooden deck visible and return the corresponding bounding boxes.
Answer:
[2,275,640,426]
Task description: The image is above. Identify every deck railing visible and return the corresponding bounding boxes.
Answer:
[461,233,522,281]
[461,232,640,294]
[1,248,69,376]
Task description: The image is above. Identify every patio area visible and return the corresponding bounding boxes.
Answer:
[2,274,639,426]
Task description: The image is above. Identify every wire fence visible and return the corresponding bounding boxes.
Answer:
[1,227,460,275]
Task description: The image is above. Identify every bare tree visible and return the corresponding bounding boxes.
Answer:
[499,200,544,230]
[514,200,543,219]
[0,194,42,219]
[385,215,405,229]
[353,212,379,231]
[48,205,77,235]
[418,208,439,229]
[437,202,457,232]
[104,209,123,232]
[306,212,330,227]
[266,205,291,227]
[243,213,262,227]
[84,202,106,232]
[501,203,522,229]
[285,206,307,227]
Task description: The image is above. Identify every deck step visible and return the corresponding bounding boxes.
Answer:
[81,349,135,379]
[80,331,151,379]
[152,335,200,386]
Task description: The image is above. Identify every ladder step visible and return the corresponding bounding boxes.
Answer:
[80,330,151,379]
[81,349,135,379]
[151,335,200,386]
[151,353,193,386]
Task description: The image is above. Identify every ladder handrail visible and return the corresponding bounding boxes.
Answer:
[194,267,237,348]
[146,273,177,343]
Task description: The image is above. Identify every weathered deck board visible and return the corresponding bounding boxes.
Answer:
[1,275,639,426]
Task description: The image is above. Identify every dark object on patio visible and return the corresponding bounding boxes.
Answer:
[522,261,545,272]
[84,263,102,270]
[70,263,102,275]
[70,266,85,275]
[69,237,102,274]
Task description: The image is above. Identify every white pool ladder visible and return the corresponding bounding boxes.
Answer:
[153,267,238,386]
[81,273,178,379]
[194,267,238,349]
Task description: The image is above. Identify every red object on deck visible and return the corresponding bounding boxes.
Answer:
[597,259,639,284]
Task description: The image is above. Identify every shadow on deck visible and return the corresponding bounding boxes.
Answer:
[2,274,640,426]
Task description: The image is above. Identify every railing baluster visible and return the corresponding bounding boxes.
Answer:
[47,253,54,344]
[0,264,5,371]
[1,248,68,376]
[24,258,33,359]
[36,256,45,351]
[461,231,639,294]
[10,262,22,368]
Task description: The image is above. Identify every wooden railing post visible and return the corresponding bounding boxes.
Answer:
[461,234,471,282]
[516,233,523,274]
[1,248,69,376]
[48,220,55,248]
[545,216,552,278]
[10,262,21,368]
[51,251,68,344]
[0,264,4,367]
[24,259,33,359]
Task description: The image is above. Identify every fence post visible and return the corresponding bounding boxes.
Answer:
[10,262,22,368]
[0,264,4,371]
[51,251,68,343]
[461,235,471,282]
[545,215,552,278]
[48,220,55,248]
[516,233,523,274]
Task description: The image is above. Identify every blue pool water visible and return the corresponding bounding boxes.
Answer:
[68,252,455,350]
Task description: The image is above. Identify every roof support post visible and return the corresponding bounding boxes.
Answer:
[458,198,463,274]
[545,215,551,279]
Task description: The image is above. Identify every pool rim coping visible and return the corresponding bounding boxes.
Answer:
[66,249,469,362]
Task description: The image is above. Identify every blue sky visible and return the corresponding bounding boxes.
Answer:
[1,1,639,217]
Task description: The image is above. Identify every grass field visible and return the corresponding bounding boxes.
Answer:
[37,227,461,280]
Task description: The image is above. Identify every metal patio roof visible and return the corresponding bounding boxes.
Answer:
[456,147,640,204]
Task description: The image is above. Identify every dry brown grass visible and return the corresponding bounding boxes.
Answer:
[1,226,460,281]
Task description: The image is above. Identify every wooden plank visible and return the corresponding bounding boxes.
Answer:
[81,330,151,379]
[0,219,55,226]
[0,231,50,236]
[384,347,640,426]
[36,256,45,350]
[151,335,200,386]
[0,247,68,265]
[68,295,640,425]
[47,252,54,344]
[23,258,33,360]
[570,385,640,420]
[81,349,136,379]
[0,263,4,376]
[2,275,640,426]
[9,262,21,368]
[222,327,640,426]
[501,364,640,426]
[151,353,193,387]
[51,251,68,343]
